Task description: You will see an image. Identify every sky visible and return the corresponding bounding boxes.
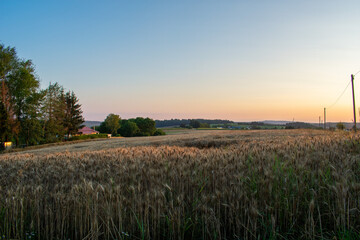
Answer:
[1,0,360,122]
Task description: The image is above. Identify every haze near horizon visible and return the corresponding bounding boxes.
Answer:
[1,1,360,122]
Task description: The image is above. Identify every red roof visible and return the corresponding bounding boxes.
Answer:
[78,127,99,135]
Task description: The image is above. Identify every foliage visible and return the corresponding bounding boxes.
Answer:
[98,121,110,134]
[130,117,156,136]
[0,131,359,239]
[69,133,108,141]
[103,113,121,136]
[189,119,201,128]
[118,120,140,137]
[0,101,12,142]
[199,122,210,128]
[7,59,44,145]
[336,122,345,130]
[285,121,315,129]
[63,91,84,137]
[0,44,17,115]
[153,128,165,136]
[42,83,66,142]
[155,118,234,128]
[0,43,85,148]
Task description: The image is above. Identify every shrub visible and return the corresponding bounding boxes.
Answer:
[69,134,108,141]
[153,129,166,136]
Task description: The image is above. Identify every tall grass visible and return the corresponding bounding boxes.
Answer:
[0,131,359,239]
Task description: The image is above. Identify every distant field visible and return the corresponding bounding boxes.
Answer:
[0,129,359,239]
[6,129,328,156]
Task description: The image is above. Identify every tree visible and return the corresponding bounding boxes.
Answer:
[0,44,20,141]
[63,91,84,137]
[119,120,139,137]
[0,101,12,143]
[104,113,121,136]
[20,117,43,146]
[131,117,156,136]
[189,120,201,128]
[98,121,110,134]
[336,122,345,130]
[0,44,17,115]
[7,59,44,145]
[199,122,210,128]
[153,129,166,136]
[42,83,66,142]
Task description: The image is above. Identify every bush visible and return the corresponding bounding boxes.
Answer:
[69,134,108,141]
[119,121,140,137]
[153,129,166,136]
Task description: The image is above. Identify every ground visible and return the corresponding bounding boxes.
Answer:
[5,129,332,156]
[0,129,359,240]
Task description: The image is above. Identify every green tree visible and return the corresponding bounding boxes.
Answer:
[7,59,44,145]
[0,44,17,115]
[63,91,84,138]
[0,44,20,140]
[0,101,12,144]
[42,83,66,142]
[336,122,345,130]
[104,113,121,136]
[98,121,110,134]
[189,119,201,128]
[199,122,210,128]
[153,129,166,136]
[118,120,139,137]
[20,117,43,146]
[131,117,156,136]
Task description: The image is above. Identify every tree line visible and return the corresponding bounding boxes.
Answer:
[97,113,165,137]
[0,44,84,149]
[155,118,233,128]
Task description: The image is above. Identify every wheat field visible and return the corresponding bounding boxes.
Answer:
[0,130,359,239]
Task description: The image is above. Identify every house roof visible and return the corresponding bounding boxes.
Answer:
[78,126,99,134]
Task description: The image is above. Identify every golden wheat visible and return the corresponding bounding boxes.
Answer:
[0,130,359,239]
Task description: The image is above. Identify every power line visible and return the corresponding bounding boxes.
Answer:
[354,69,360,76]
[327,80,351,109]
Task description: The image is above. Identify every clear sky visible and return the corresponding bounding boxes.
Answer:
[1,1,360,122]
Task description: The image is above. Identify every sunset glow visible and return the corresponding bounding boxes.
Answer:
[1,1,359,122]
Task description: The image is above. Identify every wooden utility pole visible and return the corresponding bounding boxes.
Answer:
[351,74,356,132]
[319,116,321,128]
[324,108,326,129]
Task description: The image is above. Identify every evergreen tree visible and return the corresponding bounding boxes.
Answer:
[63,90,84,137]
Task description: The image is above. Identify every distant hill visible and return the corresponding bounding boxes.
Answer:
[84,121,102,127]
[320,122,354,130]
[285,122,316,129]
[262,120,292,125]
[155,119,234,128]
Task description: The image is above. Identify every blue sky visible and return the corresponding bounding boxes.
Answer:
[1,1,360,121]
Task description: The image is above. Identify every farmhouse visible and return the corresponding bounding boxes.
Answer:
[78,126,99,135]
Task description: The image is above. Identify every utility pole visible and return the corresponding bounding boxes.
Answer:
[324,108,326,129]
[351,74,356,132]
[319,116,321,128]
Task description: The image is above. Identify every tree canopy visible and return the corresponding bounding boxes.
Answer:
[0,43,85,148]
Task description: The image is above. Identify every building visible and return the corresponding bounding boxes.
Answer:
[78,126,99,135]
